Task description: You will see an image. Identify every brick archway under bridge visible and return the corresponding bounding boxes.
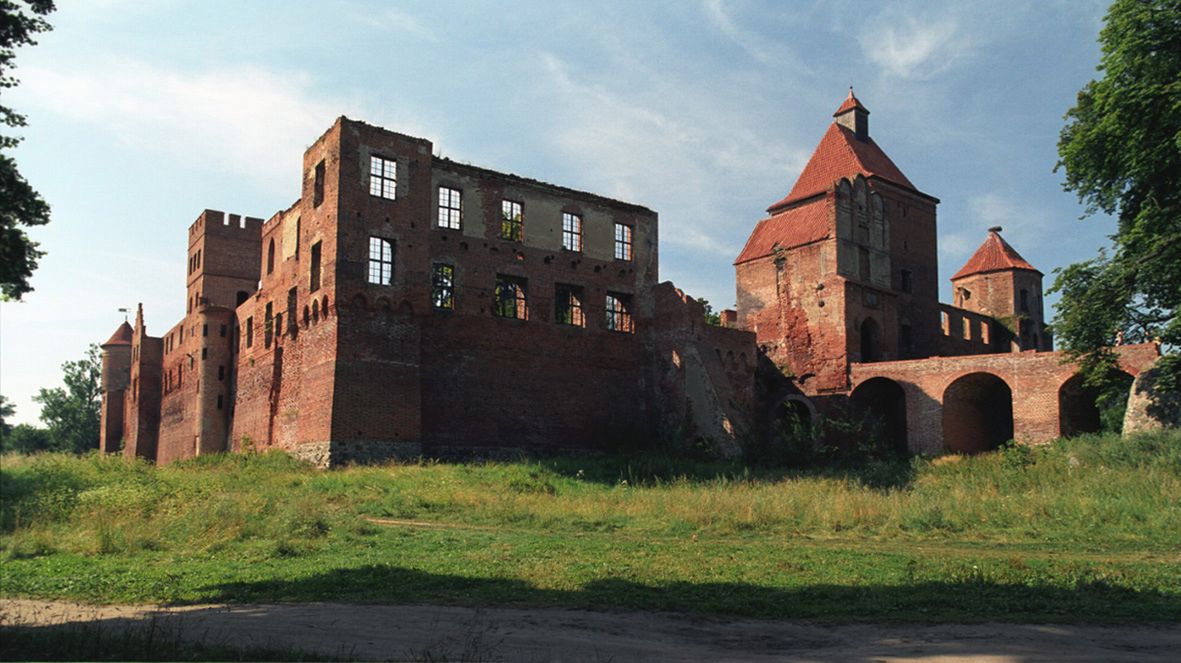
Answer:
[848,343,1160,455]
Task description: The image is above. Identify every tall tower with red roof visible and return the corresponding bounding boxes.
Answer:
[98,321,133,453]
[734,89,942,396]
[951,226,1051,351]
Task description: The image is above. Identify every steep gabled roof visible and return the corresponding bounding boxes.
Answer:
[951,229,1042,280]
[766,123,916,214]
[734,198,831,265]
[102,321,134,347]
[833,88,869,116]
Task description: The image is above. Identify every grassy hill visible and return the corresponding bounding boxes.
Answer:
[2,431,1179,622]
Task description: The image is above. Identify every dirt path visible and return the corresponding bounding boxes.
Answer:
[2,598,1178,661]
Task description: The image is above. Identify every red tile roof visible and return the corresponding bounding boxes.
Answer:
[766,123,916,213]
[833,88,868,116]
[951,229,1042,280]
[734,198,831,265]
[103,321,134,347]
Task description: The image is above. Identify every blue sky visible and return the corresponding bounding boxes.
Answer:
[1,0,1116,425]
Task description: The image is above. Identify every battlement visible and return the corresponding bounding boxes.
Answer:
[188,210,265,241]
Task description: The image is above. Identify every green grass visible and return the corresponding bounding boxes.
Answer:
[2,431,1180,623]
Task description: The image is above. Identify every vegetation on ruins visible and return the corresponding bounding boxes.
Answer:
[2,431,1179,622]
[1053,0,1181,394]
[0,0,55,301]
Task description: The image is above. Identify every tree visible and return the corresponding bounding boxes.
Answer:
[1052,0,1181,394]
[0,393,14,438]
[1,423,52,453]
[0,0,55,301]
[698,298,722,326]
[34,343,101,453]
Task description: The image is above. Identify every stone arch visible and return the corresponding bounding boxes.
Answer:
[851,377,908,453]
[1058,370,1135,436]
[860,317,882,362]
[775,395,815,439]
[942,372,1013,453]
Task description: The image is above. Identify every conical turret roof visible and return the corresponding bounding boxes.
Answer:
[102,321,134,347]
[951,227,1041,280]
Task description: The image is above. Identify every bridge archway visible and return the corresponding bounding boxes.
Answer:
[1058,370,1135,436]
[851,377,908,454]
[942,372,1013,453]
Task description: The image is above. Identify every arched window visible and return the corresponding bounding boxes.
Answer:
[266,239,275,275]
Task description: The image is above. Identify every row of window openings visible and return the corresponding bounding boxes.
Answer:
[244,294,330,350]
[165,323,227,354]
[361,155,634,260]
[940,312,992,344]
[468,271,634,332]
[162,358,226,396]
[187,249,202,275]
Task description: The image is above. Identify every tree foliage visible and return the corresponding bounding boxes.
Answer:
[33,343,102,453]
[1052,0,1181,391]
[0,0,55,301]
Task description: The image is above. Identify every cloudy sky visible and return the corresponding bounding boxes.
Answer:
[2,0,1116,425]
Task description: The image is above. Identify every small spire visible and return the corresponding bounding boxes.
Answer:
[834,88,870,140]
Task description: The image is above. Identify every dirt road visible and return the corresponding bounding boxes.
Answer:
[2,598,1178,661]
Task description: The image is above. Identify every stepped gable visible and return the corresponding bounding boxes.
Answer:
[102,321,134,347]
[951,227,1042,280]
[766,90,915,214]
[734,199,830,265]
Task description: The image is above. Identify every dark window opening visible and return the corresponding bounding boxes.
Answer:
[614,223,633,261]
[555,283,585,327]
[501,200,523,241]
[220,324,227,338]
[313,159,325,207]
[264,302,273,349]
[201,347,208,360]
[1020,289,1030,313]
[494,275,528,319]
[438,186,461,229]
[432,263,455,310]
[368,237,394,285]
[310,241,322,292]
[217,394,223,410]
[287,287,298,336]
[236,291,249,307]
[900,323,914,358]
[245,317,253,348]
[562,213,583,252]
[369,155,396,199]
[218,365,224,381]
[266,238,275,275]
[605,292,634,333]
[202,324,208,337]
[900,269,912,293]
[860,317,881,362]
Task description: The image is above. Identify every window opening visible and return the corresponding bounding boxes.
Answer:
[614,223,633,261]
[368,237,394,285]
[1020,289,1030,312]
[494,275,528,319]
[554,283,585,326]
[266,238,275,274]
[245,317,253,348]
[220,324,226,338]
[313,159,325,207]
[218,365,224,381]
[562,213,583,252]
[900,269,912,293]
[369,155,397,199]
[309,241,322,292]
[438,186,461,229]
[264,302,273,349]
[432,263,455,310]
[962,317,971,340]
[501,200,523,241]
[605,292,634,332]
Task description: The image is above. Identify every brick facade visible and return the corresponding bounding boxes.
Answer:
[99,94,1162,463]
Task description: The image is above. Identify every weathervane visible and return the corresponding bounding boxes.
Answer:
[118,307,130,322]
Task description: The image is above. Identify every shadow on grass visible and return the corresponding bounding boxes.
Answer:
[538,452,919,491]
[199,564,1181,624]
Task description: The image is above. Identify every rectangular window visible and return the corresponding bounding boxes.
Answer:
[218,365,225,381]
[614,223,633,261]
[245,317,253,348]
[562,212,583,252]
[554,283,585,327]
[313,160,325,207]
[219,324,227,338]
[900,269,913,293]
[962,316,971,340]
[369,155,397,200]
[981,321,991,345]
[605,292,634,333]
[202,324,208,337]
[432,263,455,310]
[217,394,223,410]
[438,186,461,230]
[264,302,273,349]
[494,274,528,320]
[367,237,394,285]
[501,200,523,241]
[201,347,208,360]
[310,241,322,292]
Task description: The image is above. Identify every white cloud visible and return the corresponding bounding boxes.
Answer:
[539,54,796,259]
[18,59,361,194]
[860,17,969,79]
[350,7,438,42]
